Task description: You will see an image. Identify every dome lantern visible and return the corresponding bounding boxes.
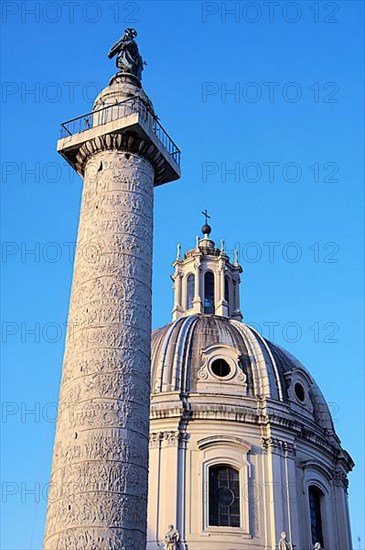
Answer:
[171,217,243,321]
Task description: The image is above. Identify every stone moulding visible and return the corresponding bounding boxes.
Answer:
[74,132,168,181]
[197,434,252,451]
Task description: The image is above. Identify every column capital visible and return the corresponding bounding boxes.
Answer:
[71,131,170,183]
[262,436,297,457]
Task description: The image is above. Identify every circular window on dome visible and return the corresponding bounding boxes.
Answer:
[294,382,305,402]
[211,358,231,378]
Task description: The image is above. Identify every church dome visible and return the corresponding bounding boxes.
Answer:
[151,314,336,436]
[147,225,353,550]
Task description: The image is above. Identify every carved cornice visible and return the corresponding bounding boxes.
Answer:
[74,131,167,179]
[262,409,342,458]
[299,426,338,456]
[149,398,348,460]
[189,405,260,424]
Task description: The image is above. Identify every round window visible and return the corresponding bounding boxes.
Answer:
[294,382,305,402]
[211,359,231,378]
[214,486,235,506]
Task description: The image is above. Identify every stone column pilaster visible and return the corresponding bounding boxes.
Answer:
[232,274,243,321]
[216,261,229,317]
[192,259,202,314]
[172,268,183,321]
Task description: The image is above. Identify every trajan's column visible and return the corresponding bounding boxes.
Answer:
[44,29,181,549]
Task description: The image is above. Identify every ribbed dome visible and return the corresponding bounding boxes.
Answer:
[151,314,335,433]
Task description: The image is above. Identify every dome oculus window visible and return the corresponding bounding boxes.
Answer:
[294,382,305,402]
[211,358,231,378]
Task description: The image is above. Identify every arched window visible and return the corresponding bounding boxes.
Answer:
[204,272,215,314]
[209,465,240,527]
[186,274,195,310]
[224,276,230,303]
[309,486,324,546]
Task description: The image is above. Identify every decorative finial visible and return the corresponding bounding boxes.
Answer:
[234,247,239,265]
[108,28,146,80]
[201,209,212,237]
[196,235,200,250]
[176,243,181,261]
[220,240,225,252]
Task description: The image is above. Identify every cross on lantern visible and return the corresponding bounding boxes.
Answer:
[202,209,211,225]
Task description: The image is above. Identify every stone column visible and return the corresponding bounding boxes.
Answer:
[44,74,180,550]
[216,260,229,317]
[172,268,183,321]
[231,274,243,321]
[175,272,182,309]
[44,148,154,550]
[192,259,202,314]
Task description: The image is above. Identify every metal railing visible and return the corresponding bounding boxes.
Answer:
[60,96,181,166]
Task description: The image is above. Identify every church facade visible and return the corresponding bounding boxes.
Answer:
[147,224,353,550]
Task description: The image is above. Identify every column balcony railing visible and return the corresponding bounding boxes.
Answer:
[60,95,181,166]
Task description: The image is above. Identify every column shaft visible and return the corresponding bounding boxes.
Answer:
[44,148,154,549]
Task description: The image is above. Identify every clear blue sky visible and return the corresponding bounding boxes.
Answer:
[1,1,364,548]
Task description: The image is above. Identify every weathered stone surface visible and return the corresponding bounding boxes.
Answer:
[44,145,154,549]
[46,526,143,550]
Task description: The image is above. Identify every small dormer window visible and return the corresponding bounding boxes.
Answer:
[204,272,215,314]
[186,273,195,310]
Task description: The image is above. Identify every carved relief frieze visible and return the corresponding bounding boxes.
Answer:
[74,131,165,178]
